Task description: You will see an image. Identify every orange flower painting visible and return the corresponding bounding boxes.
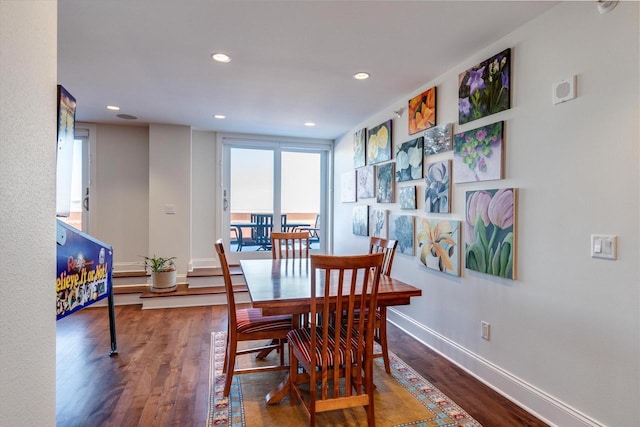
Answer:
[408,87,436,135]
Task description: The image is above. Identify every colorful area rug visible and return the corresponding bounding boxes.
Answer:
[207,331,481,426]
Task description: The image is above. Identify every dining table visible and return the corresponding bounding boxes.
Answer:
[239,257,422,404]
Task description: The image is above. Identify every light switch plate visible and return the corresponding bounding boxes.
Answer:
[591,234,617,260]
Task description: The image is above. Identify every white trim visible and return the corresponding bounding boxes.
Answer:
[189,257,218,269]
[113,261,145,273]
[387,309,605,427]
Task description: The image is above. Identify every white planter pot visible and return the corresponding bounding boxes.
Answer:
[151,270,177,293]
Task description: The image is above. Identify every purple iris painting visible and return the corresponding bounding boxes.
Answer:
[465,188,517,279]
[458,49,510,124]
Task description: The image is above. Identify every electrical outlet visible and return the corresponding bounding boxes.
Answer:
[481,321,491,341]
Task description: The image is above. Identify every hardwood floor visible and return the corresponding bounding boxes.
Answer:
[56,305,547,426]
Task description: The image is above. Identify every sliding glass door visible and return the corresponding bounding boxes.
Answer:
[222,137,330,258]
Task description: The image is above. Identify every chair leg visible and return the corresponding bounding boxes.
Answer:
[289,346,297,406]
[224,337,238,396]
[379,306,391,374]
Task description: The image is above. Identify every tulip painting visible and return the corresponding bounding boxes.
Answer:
[395,137,423,182]
[465,188,517,279]
[367,120,392,164]
[417,218,460,276]
[353,128,366,168]
[458,48,510,124]
[408,87,436,135]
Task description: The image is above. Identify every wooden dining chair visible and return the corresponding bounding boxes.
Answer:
[287,253,384,426]
[368,237,398,374]
[271,231,310,259]
[214,240,292,396]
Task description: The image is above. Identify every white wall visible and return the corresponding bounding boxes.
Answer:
[148,124,192,274]
[333,3,639,426]
[191,130,218,267]
[94,124,149,269]
[0,1,57,426]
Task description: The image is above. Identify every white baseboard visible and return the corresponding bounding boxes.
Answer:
[113,262,145,273]
[387,309,604,427]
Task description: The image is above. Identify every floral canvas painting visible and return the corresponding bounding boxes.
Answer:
[356,166,375,199]
[465,188,517,279]
[353,128,366,168]
[367,120,392,164]
[458,48,510,124]
[424,123,453,156]
[395,137,423,182]
[417,218,460,276]
[399,186,416,210]
[369,209,387,238]
[376,163,394,203]
[389,214,414,255]
[424,160,451,213]
[408,87,436,135]
[341,170,356,202]
[352,205,369,236]
[453,121,503,184]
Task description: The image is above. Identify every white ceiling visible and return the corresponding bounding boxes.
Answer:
[58,1,557,140]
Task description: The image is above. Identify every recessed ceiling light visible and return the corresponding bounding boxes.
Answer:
[353,72,370,80]
[304,122,316,127]
[211,53,231,63]
[107,105,120,111]
[213,114,226,119]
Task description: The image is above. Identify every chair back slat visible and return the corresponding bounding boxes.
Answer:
[271,231,310,259]
[369,237,398,276]
[214,240,236,327]
[309,253,384,401]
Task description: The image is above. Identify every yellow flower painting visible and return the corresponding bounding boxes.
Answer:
[417,218,460,276]
[367,120,392,164]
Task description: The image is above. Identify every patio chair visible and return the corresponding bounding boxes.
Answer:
[297,214,320,245]
[250,213,273,251]
[287,253,384,426]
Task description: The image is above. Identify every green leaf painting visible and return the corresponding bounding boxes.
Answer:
[465,188,517,279]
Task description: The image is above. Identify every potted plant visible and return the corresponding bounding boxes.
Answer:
[143,255,177,293]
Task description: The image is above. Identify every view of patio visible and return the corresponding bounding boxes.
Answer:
[229,212,320,252]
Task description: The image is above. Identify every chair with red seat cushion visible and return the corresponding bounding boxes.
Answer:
[287,253,384,426]
[214,240,292,396]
